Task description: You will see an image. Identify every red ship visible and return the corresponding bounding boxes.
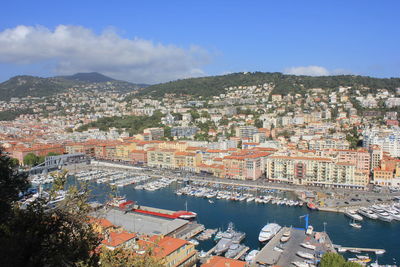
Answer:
[307,202,318,210]
[108,197,197,220]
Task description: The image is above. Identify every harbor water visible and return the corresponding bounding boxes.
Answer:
[87,180,399,265]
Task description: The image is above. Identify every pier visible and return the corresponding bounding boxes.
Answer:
[334,245,385,253]
[254,227,336,267]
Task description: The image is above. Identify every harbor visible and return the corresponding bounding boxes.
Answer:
[29,166,400,265]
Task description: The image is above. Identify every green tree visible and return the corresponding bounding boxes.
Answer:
[100,247,163,267]
[10,158,20,167]
[0,150,101,266]
[254,118,263,128]
[320,252,362,267]
[0,148,29,222]
[23,152,39,166]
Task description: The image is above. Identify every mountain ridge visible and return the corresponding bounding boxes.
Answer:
[136,72,400,98]
[0,73,149,100]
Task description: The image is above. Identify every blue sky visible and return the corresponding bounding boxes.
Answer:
[0,0,399,83]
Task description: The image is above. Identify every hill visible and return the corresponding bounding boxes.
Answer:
[0,73,149,100]
[136,72,400,98]
[58,72,115,83]
[0,75,73,100]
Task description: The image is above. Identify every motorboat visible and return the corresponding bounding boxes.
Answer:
[301,242,316,250]
[349,221,362,229]
[292,262,310,267]
[188,239,199,246]
[376,211,393,222]
[306,225,314,235]
[296,251,314,260]
[258,223,281,242]
[357,207,378,220]
[245,250,259,263]
[280,230,291,242]
[345,209,363,221]
[225,243,246,258]
[307,202,318,210]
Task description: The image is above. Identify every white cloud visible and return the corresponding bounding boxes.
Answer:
[284,65,330,76]
[0,25,211,83]
[284,65,352,76]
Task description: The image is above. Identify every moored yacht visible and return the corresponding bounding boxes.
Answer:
[345,209,363,221]
[296,251,314,260]
[357,207,378,220]
[258,223,281,242]
[376,211,393,222]
[300,242,316,250]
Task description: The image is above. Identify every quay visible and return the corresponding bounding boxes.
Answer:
[254,227,336,267]
[333,245,386,253]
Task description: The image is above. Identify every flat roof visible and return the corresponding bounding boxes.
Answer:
[95,207,188,236]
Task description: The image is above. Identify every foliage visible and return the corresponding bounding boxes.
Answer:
[77,112,163,136]
[136,72,400,98]
[0,74,147,101]
[0,148,29,222]
[346,127,361,149]
[319,252,362,267]
[0,157,101,267]
[99,247,163,267]
[0,108,34,121]
[254,118,263,128]
[23,152,41,166]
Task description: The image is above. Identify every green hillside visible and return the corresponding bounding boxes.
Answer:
[136,72,400,98]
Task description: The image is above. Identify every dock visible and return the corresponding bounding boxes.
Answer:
[334,245,385,253]
[254,227,336,267]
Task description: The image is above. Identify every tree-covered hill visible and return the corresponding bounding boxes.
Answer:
[135,72,400,98]
[0,73,149,100]
[58,72,116,83]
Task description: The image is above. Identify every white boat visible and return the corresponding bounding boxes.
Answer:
[375,250,385,255]
[188,239,199,246]
[301,242,316,250]
[292,262,310,267]
[296,251,314,260]
[280,230,291,242]
[258,223,281,242]
[274,246,284,253]
[357,207,378,220]
[376,211,393,222]
[306,225,313,235]
[345,209,363,221]
[349,222,362,229]
[245,250,259,263]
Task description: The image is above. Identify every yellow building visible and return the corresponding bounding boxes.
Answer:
[266,156,366,188]
[159,141,188,152]
[138,236,197,267]
[147,149,176,169]
[116,141,137,162]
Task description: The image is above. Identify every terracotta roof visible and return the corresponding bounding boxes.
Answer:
[201,256,246,267]
[101,231,136,248]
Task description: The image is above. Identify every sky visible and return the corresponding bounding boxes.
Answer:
[0,0,399,84]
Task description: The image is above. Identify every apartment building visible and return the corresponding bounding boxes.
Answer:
[363,127,400,157]
[223,151,270,180]
[147,148,176,169]
[265,156,367,188]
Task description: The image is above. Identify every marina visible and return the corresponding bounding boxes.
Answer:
[29,167,400,265]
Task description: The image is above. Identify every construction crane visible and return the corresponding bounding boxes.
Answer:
[299,214,309,230]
